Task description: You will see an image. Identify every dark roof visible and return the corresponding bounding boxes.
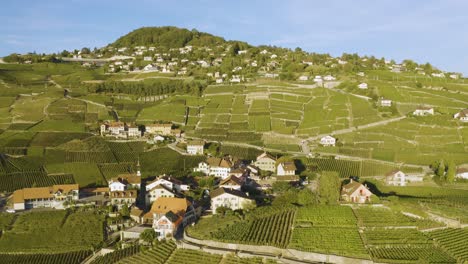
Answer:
[165,211,181,222]
[210,187,251,199]
[219,175,242,186]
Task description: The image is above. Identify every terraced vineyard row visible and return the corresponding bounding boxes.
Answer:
[369,246,455,264]
[90,245,139,264]
[0,250,91,264]
[212,210,295,248]
[118,241,176,264]
[427,228,468,262]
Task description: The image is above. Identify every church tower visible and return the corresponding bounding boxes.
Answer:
[136,158,141,177]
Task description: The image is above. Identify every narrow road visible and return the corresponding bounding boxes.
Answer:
[305,115,407,141]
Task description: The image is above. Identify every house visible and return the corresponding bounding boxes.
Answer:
[341,179,373,203]
[385,170,407,186]
[143,56,152,61]
[320,135,336,146]
[219,175,243,190]
[380,98,392,107]
[13,184,79,211]
[313,76,323,83]
[101,122,125,136]
[146,184,177,205]
[358,83,368,89]
[127,125,141,138]
[187,140,204,155]
[171,129,182,138]
[193,156,234,179]
[323,75,336,81]
[298,76,308,81]
[454,109,468,122]
[147,197,197,238]
[143,64,158,72]
[456,168,468,179]
[146,175,189,193]
[216,78,223,84]
[254,152,277,173]
[109,173,141,191]
[153,135,165,142]
[100,122,141,138]
[277,162,296,176]
[357,72,365,77]
[413,106,434,116]
[110,190,137,208]
[145,123,172,135]
[210,187,254,214]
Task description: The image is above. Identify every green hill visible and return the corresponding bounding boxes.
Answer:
[111,26,228,48]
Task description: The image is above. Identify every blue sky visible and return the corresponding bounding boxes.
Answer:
[1,0,467,75]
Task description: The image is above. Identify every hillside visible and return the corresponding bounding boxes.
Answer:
[111,26,229,48]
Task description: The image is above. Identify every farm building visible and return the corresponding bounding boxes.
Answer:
[456,168,468,179]
[341,179,373,203]
[187,140,204,155]
[380,98,392,107]
[320,135,336,146]
[12,184,79,211]
[385,170,407,186]
[277,162,296,176]
[454,109,468,122]
[254,152,277,173]
[358,83,368,89]
[145,123,172,135]
[413,106,434,116]
[210,187,254,214]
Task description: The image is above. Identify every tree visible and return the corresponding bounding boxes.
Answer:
[446,161,456,183]
[436,159,446,180]
[140,229,157,246]
[120,203,130,217]
[297,189,317,206]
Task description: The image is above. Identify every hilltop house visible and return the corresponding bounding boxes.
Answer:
[13,184,79,211]
[454,109,468,122]
[456,168,468,179]
[385,170,407,186]
[320,135,336,146]
[147,197,197,239]
[277,162,296,176]
[193,156,235,179]
[341,179,373,203]
[145,123,172,135]
[187,140,204,155]
[218,175,243,190]
[210,187,254,214]
[380,98,392,107]
[413,106,434,116]
[254,152,277,173]
[358,83,368,89]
